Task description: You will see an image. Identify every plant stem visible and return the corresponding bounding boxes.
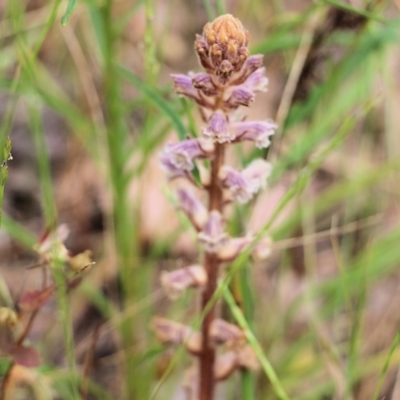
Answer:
[200,143,225,400]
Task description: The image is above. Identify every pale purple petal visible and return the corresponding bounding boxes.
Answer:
[224,86,254,109]
[162,138,215,173]
[242,159,272,193]
[192,73,218,96]
[171,74,200,100]
[176,187,208,231]
[231,55,264,85]
[203,111,234,144]
[231,120,277,148]
[245,67,268,92]
[198,210,228,253]
[219,166,255,203]
[217,236,253,262]
[161,265,207,299]
[160,154,187,180]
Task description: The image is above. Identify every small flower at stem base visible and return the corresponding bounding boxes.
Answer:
[161,265,207,300]
[198,210,228,253]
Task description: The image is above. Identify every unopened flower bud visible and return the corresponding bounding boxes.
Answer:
[0,307,18,328]
[69,250,94,273]
[210,319,245,346]
[161,265,207,300]
[198,210,228,253]
[195,14,250,84]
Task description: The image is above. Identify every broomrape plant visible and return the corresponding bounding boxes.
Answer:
[153,14,276,400]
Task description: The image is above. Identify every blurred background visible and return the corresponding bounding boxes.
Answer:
[1,0,400,399]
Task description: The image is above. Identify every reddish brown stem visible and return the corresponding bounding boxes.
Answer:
[199,143,225,400]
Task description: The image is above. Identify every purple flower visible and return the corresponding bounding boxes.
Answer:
[245,67,268,92]
[198,211,228,253]
[231,120,277,148]
[231,55,264,85]
[203,111,234,143]
[171,74,200,100]
[160,155,188,180]
[241,159,272,193]
[218,165,255,203]
[161,265,207,299]
[219,160,271,203]
[176,187,208,231]
[161,138,215,174]
[217,236,253,262]
[192,73,218,96]
[223,86,254,109]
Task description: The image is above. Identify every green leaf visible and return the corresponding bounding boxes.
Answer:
[61,0,77,26]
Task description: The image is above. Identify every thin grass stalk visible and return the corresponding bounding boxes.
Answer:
[102,1,141,398]
[224,288,290,400]
[28,102,80,399]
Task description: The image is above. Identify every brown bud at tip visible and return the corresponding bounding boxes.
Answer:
[0,307,18,328]
[195,14,250,84]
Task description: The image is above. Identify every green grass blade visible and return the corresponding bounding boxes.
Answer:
[224,288,291,400]
[117,65,187,141]
[61,0,77,26]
